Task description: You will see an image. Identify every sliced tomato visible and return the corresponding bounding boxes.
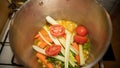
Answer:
[74,35,88,44]
[50,25,65,37]
[76,25,88,36]
[45,45,61,56]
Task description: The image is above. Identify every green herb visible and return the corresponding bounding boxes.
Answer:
[47,57,64,68]
[83,41,91,50]
[68,63,79,68]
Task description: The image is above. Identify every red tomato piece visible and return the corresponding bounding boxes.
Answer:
[74,35,88,44]
[50,25,65,37]
[45,45,61,56]
[76,25,88,36]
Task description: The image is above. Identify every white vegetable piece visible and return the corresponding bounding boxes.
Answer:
[70,46,78,54]
[65,30,71,68]
[58,37,78,54]
[48,32,61,45]
[45,16,78,67]
[32,45,65,62]
[32,45,46,54]
[79,44,85,65]
[46,16,58,25]
[43,26,65,56]
[69,52,77,67]
[38,32,52,46]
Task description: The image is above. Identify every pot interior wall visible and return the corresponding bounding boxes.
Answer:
[9,0,112,68]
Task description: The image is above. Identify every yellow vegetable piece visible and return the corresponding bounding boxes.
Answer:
[57,20,77,32]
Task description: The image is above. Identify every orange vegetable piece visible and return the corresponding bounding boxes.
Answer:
[39,42,48,49]
[75,55,80,64]
[72,42,80,64]
[40,29,53,43]
[36,53,54,68]
[34,34,40,38]
[72,42,79,51]
[47,63,54,68]
[36,53,47,63]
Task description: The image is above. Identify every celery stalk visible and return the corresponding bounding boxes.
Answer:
[38,32,52,46]
[65,31,71,68]
[69,52,77,67]
[43,25,61,45]
[48,32,61,45]
[32,45,46,54]
[32,45,65,62]
[79,44,85,65]
[58,37,78,54]
[46,16,58,25]
[43,26,65,56]
[49,35,65,56]
[70,45,78,54]
[45,16,78,67]
[70,32,75,43]
[44,27,77,67]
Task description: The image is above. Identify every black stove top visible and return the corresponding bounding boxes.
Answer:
[102,44,115,61]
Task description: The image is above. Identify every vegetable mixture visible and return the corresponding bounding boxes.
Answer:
[32,16,91,68]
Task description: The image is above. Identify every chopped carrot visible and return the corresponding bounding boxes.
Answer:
[36,53,54,68]
[72,42,79,51]
[34,29,53,44]
[39,29,53,43]
[36,53,47,63]
[37,37,42,41]
[34,39,40,45]
[72,42,80,64]
[37,41,41,46]
[34,33,43,40]
[47,63,54,68]
[45,36,53,43]
[34,33,40,38]
[40,28,47,34]
[39,42,48,49]
[75,55,80,64]
[39,28,48,37]
[34,28,46,39]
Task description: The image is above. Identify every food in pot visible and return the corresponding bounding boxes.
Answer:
[32,16,91,68]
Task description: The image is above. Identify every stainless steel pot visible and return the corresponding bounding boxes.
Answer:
[9,0,112,68]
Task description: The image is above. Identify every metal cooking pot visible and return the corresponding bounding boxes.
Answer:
[9,0,112,68]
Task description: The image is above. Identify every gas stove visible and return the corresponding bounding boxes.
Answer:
[0,0,117,68]
[0,11,115,68]
[0,11,24,68]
